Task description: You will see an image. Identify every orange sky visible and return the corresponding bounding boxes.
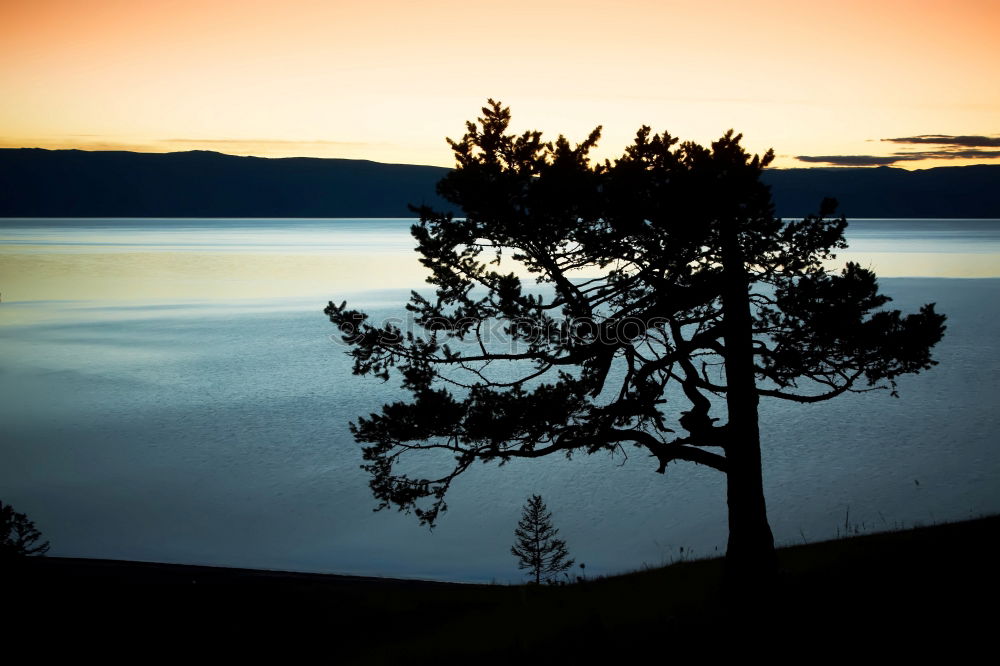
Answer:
[1,0,998,169]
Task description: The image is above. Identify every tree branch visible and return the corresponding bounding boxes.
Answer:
[604,429,728,473]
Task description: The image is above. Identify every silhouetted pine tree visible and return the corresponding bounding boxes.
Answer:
[327,100,946,592]
[511,494,574,584]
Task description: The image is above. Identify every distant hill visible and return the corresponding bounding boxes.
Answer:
[763,164,1000,218]
[0,149,451,218]
[1,148,997,218]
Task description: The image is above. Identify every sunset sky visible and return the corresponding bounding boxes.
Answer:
[2,0,998,169]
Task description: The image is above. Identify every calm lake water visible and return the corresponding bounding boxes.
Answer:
[1,218,999,582]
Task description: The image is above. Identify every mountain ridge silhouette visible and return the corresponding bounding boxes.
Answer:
[2,148,997,218]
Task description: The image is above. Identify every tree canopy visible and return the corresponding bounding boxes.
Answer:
[325,100,946,579]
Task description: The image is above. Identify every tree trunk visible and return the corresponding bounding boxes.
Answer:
[723,424,777,591]
[720,219,778,592]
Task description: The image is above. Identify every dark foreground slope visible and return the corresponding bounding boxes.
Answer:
[2,148,998,218]
[6,516,999,660]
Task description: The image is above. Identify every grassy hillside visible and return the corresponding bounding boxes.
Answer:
[6,515,998,660]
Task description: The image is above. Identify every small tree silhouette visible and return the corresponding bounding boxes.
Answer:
[511,494,574,584]
[1,500,49,559]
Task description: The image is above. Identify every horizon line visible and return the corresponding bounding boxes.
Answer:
[5,145,1000,172]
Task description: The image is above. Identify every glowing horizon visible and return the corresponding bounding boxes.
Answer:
[2,0,998,170]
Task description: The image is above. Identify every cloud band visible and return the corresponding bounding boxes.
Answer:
[796,134,1000,166]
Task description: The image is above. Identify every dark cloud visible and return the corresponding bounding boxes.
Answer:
[796,148,1000,166]
[923,148,1000,159]
[796,155,905,166]
[883,134,1000,148]
[796,132,1000,166]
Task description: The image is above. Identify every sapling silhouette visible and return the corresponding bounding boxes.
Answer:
[1,500,49,559]
[511,494,574,585]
